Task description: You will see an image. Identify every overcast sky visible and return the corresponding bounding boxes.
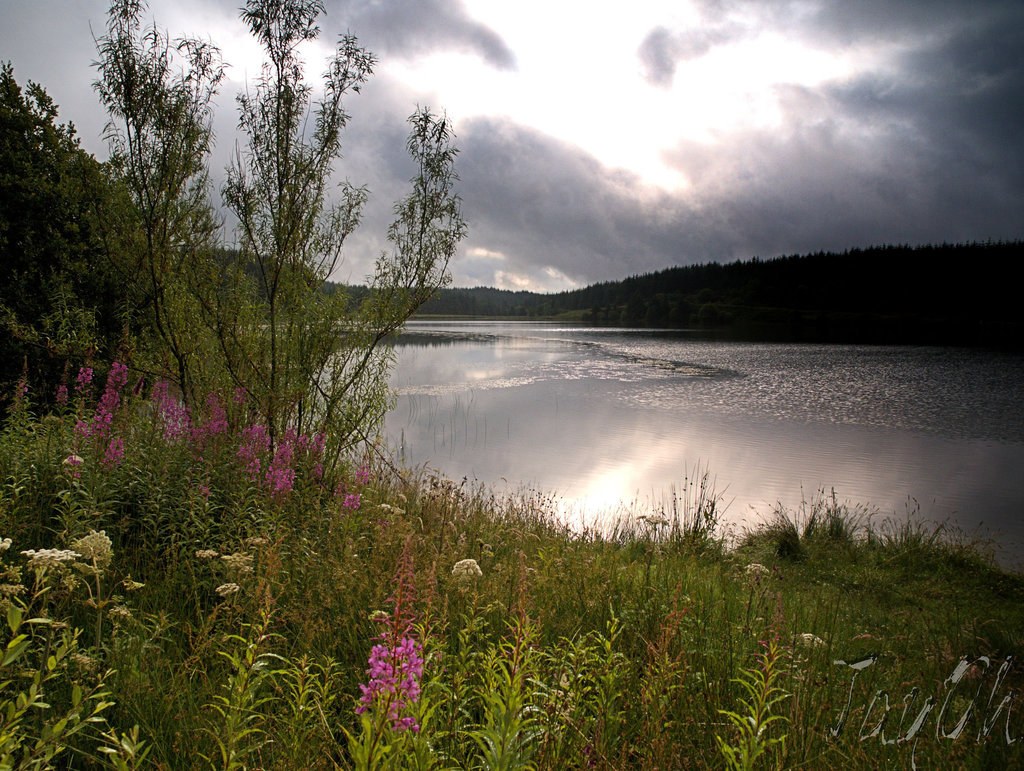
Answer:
[3,0,1022,291]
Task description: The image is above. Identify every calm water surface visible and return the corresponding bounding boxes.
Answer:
[385,321,1024,565]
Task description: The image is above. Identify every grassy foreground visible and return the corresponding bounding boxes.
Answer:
[1,369,1022,769]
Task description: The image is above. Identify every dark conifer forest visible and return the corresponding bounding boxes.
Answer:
[416,241,1023,346]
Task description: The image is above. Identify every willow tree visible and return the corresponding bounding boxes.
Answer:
[95,0,465,458]
[94,0,225,405]
[219,0,465,452]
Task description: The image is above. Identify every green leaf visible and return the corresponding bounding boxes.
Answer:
[1,637,30,668]
[5,606,21,635]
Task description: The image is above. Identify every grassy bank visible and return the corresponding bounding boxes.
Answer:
[1,370,1021,769]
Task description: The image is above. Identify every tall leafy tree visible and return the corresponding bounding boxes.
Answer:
[221,0,466,452]
[0,63,125,399]
[94,0,466,457]
[94,0,225,404]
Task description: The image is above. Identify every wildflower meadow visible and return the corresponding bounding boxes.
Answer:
[1,0,1021,767]
[1,365,1022,769]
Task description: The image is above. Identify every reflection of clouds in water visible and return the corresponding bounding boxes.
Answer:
[386,323,1024,563]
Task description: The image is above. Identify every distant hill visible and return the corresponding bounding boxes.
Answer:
[416,241,1023,347]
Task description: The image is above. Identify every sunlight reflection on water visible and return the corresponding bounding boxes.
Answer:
[385,321,1024,566]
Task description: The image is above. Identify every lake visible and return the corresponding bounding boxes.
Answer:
[384,321,1024,566]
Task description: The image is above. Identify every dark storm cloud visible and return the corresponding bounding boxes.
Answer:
[638,25,740,86]
[327,0,515,70]
[638,21,747,87]
[454,118,727,283]
[457,64,1024,289]
[2,0,1021,291]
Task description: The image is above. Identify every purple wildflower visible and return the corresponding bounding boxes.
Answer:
[355,464,371,485]
[152,380,192,440]
[356,635,425,732]
[62,454,83,479]
[237,424,271,481]
[202,392,228,436]
[90,362,129,438]
[103,437,125,467]
[75,366,93,396]
[343,493,361,510]
[265,431,298,496]
[189,392,228,451]
[55,385,69,405]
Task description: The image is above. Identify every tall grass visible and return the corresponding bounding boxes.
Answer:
[1,371,1022,768]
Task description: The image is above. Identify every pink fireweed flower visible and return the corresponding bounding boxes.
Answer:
[264,432,297,496]
[232,387,247,405]
[267,465,295,496]
[55,385,69,405]
[356,635,425,732]
[237,424,271,481]
[75,366,93,395]
[89,362,129,439]
[103,437,125,467]
[152,381,192,441]
[201,392,228,436]
[189,392,228,451]
[311,432,326,455]
[355,464,371,485]
[343,493,361,510]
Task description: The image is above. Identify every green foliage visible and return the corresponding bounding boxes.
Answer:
[468,619,542,771]
[94,0,226,405]
[0,64,126,400]
[91,0,465,461]
[716,639,790,771]
[203,607,281,770]
[0,391,1023,768]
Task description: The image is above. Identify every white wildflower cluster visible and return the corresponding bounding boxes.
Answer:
[378,503,405,515]
[70,530,112,565]
[71,652,99,673]
[195,549,219,559]
[21,549,80,569]
[108,604,132,621]
[452,558,483,579]
[368,610,390,623]
[215,583,240,598]
[639,514,670,527]
[244,536,268,547]
[744,563,770,580]
[0,537,12,553]
[221,552,253,575]
[0,583,25,597]
[796,633,826,648]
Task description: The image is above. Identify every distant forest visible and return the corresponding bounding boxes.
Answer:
[412,241,1023,347]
